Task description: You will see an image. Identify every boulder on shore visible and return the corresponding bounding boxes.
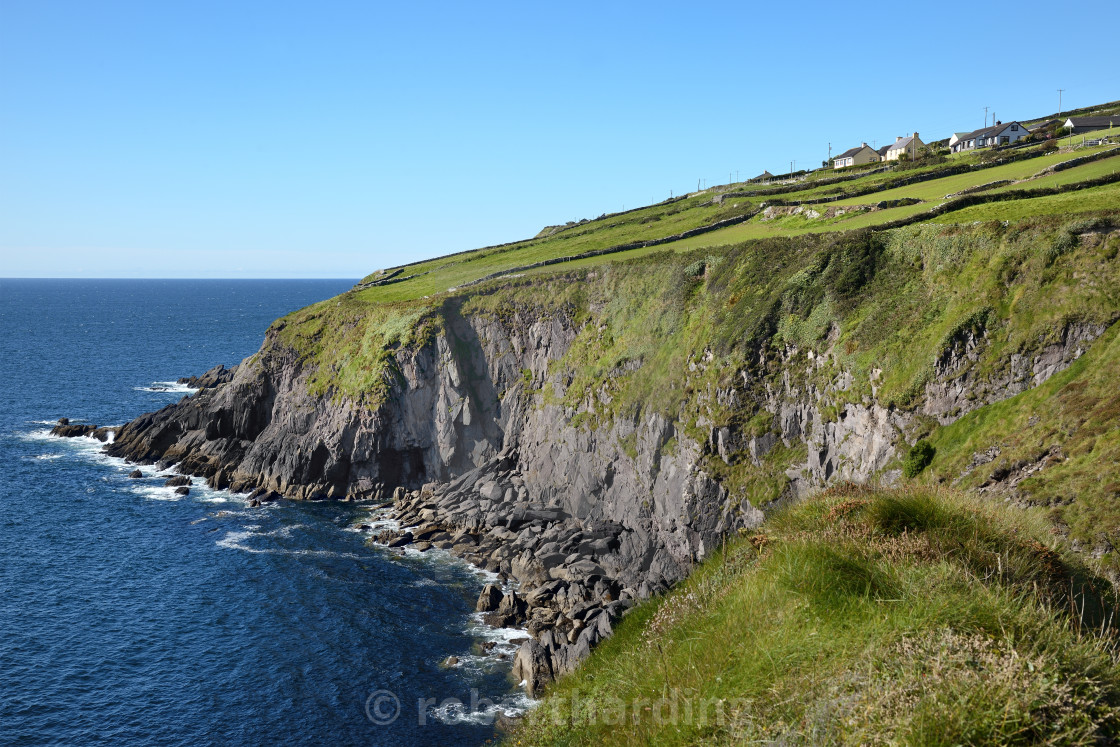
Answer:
[476,584,504,612]
[128,469,144,479]
[175,486,190,496]
[164,476,192,487]
[512,640,554,697]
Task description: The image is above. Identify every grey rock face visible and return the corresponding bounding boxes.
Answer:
[99,296,1112,696]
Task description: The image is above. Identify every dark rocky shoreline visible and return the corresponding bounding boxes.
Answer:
[374,446,642,695]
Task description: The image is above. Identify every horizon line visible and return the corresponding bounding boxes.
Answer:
[0,276,361,281]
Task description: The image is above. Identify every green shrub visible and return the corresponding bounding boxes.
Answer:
[903,439,936,478]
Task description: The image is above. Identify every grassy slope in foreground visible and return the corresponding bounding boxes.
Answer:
[512,486,1120,746]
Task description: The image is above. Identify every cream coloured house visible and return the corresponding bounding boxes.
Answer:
[833,143,879,169]
[884,132,923,161]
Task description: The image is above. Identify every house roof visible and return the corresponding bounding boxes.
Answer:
[959,121,1025,141]
[750,170,774,181]
[887,135,915,152]
[837,145,871,159]
[877,144,891,157]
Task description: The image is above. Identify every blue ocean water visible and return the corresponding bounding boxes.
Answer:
[0,279,526,746]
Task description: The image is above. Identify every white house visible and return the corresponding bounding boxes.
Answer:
[950,121,1029,153]
[947,132,970,149]
[833,143,879,169]
[884,132,924,161]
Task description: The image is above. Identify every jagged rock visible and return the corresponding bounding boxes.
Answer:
[177,364,236,389]
[128,469,144,479]
[386,532,413,548]
[476,584,503,612]
[174,486,190,496]
[164,476,192,487]
[512,640,554,697]
[497,591,527,621]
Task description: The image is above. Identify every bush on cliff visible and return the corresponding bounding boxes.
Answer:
[902,439,935,478]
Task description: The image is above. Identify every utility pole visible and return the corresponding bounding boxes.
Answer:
[984,106,989,128]
[1058,89,1065,120]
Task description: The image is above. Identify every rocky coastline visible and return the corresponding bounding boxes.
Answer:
[61,289,1109,700]
[372,445,648,696]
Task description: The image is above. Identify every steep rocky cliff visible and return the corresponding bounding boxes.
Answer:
[105,217,1120,692]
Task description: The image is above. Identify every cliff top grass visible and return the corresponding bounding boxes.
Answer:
[511,485,1120,745]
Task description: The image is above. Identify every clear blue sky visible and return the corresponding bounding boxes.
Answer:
[1,1,1115,278]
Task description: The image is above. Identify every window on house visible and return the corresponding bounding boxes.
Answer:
[1011,124,1018,131]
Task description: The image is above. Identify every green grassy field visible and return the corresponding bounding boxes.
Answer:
[347,143,1117,306]
[830,147,1112,205]
[933,182,1120,223]
[983,153,1120,193]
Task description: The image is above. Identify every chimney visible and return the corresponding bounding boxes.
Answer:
[995,120,1001,126]
[861,142,867,147]
[896,136,903,142]
[913,132,919,138]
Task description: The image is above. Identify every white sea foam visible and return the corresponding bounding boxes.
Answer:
[215,524,358,558]
[133,485,186,502]
[26,421,255,510]
[426,691,536,725]
[134,381,198,394]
